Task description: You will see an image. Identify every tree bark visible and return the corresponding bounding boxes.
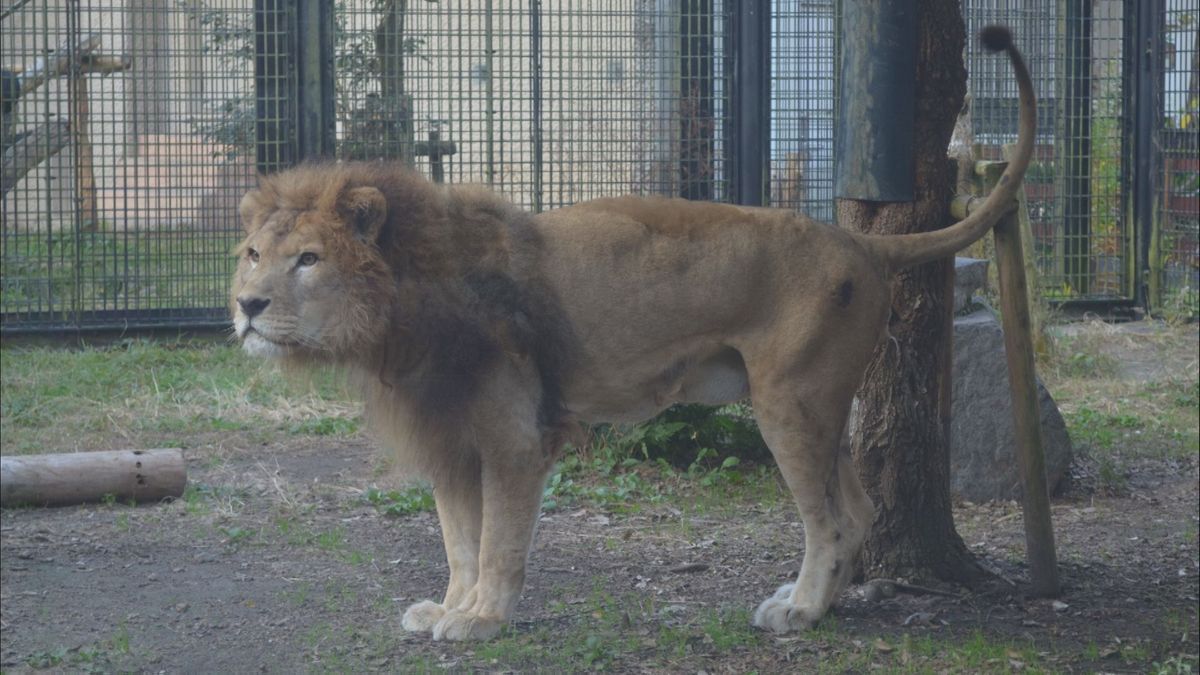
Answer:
[840,0,983,583]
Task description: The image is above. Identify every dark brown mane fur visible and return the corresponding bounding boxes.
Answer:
[250,161,578,463]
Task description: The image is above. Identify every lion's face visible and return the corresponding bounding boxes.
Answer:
[231,184,396,360]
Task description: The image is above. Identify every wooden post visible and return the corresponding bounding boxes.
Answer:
[1005,143,1046,354]
[0,449,187,507]
[953,160,1061,597]
[70,60,97,230]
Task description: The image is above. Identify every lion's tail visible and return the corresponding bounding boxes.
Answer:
[857,25,1035,273]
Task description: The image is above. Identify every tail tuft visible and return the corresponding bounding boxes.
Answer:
[979,25,1013,53]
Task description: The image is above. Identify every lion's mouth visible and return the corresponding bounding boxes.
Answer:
[240,326,298,358]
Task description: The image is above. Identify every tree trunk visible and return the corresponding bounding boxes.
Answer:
[840,0,983,583]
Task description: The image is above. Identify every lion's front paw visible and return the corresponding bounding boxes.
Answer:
[751,585,821,634]
[402,600,446,632]
[431,609,505,641]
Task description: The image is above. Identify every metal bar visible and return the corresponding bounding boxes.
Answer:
[730,0,769,206]
[296,0,335,161]
[1128,0,1164,309]
[485,0,495,185]
[530,0,543,213]
[680,0,713,201]
[66,0,82,331]
[833,0,916,202]
[1057,0,1092,296]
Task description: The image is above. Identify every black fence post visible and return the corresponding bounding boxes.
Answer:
[253,0,294,173]
[530,0,544,212]
[680,0,714,201]
[1058,0,1092,297]
[295,0,335,161]
[1126,0,1163,309]
[726,0,769,206]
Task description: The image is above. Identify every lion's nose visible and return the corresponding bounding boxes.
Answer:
[237,296,271,318]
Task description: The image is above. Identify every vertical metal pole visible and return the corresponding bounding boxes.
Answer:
[530,0,544,212]
[296,0,335,161]
[1127,0,1163,309]
[485,0,496,185]
[1057,0,1092,296]
[66,0,81,329]
[728,0,769,206]
[253,0,294,173]
[680,0,713,201]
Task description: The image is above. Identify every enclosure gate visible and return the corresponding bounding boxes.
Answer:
[1,0,1196,333]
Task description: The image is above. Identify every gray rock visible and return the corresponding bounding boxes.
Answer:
[954,257,989,314]
[950,309,1073,502]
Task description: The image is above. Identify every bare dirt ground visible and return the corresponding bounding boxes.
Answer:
[1,323,1198,673]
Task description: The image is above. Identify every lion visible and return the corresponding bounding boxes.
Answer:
[231,27,1034,641]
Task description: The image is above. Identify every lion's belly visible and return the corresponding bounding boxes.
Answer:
[564,346,750,424]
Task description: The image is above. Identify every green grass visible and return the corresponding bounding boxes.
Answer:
[1059,378,1199,492]
[23,624,137,673]
[1041,324,1199,495]
[1,229,240,318]
[0,339,358,454]
[363,485,436,516]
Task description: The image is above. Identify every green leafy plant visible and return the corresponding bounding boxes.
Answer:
[363,485,435,516]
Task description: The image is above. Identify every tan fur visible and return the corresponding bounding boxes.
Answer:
[231,30,1034,640]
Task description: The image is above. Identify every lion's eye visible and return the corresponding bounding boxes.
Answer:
[298,252,319,267]
[248,248,260,263]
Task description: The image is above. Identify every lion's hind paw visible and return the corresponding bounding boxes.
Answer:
[402,600,446,632]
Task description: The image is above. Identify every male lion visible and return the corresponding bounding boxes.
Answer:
[232,27,1033,640]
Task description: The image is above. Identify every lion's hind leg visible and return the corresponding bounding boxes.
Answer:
[402,467,483,633]
[747,378,873,633]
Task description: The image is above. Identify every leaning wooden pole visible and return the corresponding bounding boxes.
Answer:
[954,160,1061,597]
[0,449,186,507]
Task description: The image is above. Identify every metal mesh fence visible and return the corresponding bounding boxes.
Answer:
[964,0,1128,302]
[2,0,1197,332]
[769,0,836,221]
[334,0,729,212]
[1,0,266,331]
[1158,1,1199,314]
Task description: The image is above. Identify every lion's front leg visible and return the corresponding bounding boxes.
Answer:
[402,468,482,633]
[431,453,552,641]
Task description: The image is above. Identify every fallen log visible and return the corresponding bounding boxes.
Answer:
[0,449,187,507]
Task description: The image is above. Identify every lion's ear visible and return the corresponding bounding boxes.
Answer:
[340,186,387,242]
[239,189,265,234]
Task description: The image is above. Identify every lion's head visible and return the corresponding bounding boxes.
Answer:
[231,165,401,361]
